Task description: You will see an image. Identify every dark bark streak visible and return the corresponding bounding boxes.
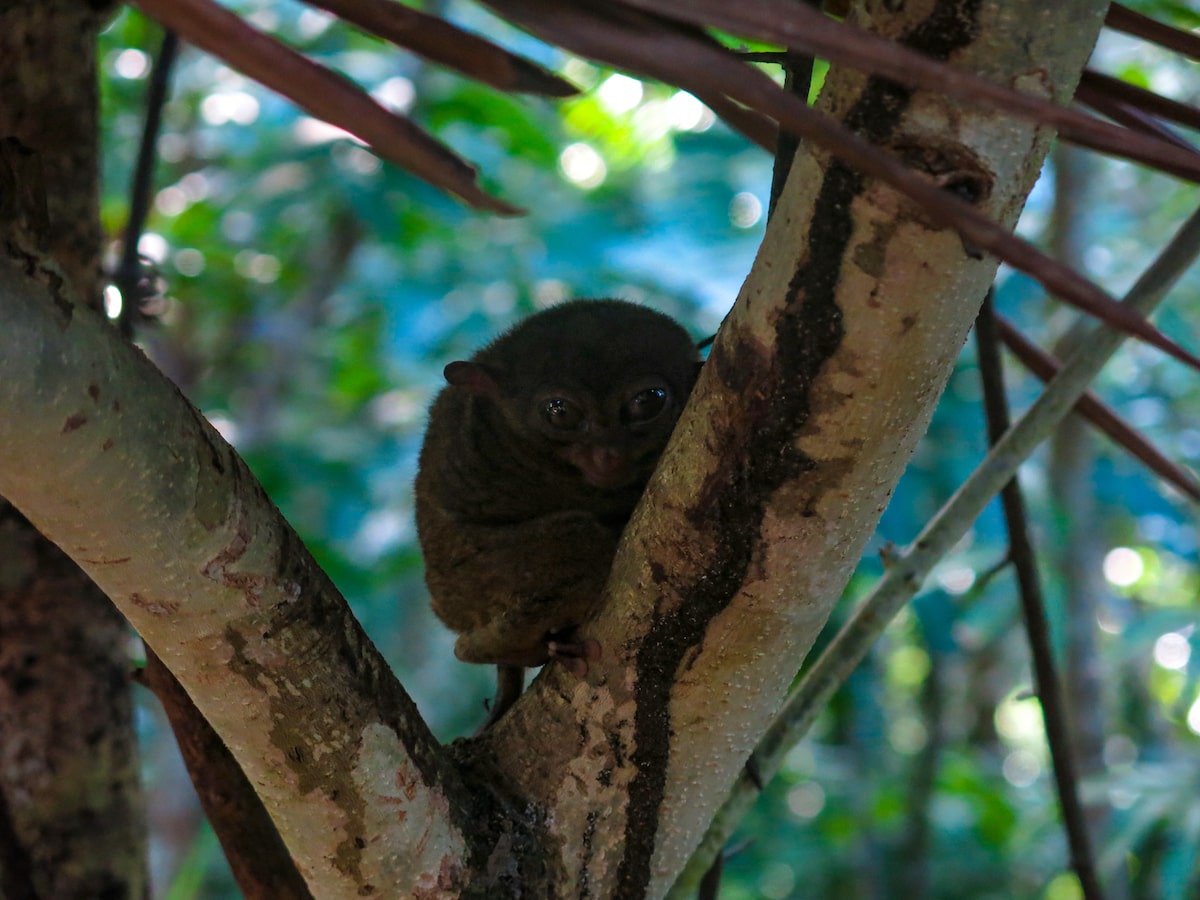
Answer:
[614,1,982,894]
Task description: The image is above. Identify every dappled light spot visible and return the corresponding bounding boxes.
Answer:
[201,90,260,126]
[559,142,606,189]
[1153,631,1191,670]
[937,563,975,595]
[103,285,123,320]
[597,73,643,114]
[1103,546,1144,586]
[1001,749,1040,788]
[373,76,416,115]
[113,48,149,79]
[786,781,825,819]
[665,91,714,132]
[174,248,205,277]
[137,232,168,263]
[729,191,762,228]
[1188,695,1200,736]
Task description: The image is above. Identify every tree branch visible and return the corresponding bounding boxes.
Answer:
[1080,69,1200,133]
[301,0,577,96]
[1106,4,1200,60]
[0,258,476,895]
[113,28,178,338]
[674,198,1200,891]
[764,0,822,220]
[997,316,1200,502]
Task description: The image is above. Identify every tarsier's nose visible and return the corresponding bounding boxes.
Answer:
[580,445,632,488]
[590,446,623,474]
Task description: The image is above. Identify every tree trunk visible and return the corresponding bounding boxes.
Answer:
[0,3,147,897]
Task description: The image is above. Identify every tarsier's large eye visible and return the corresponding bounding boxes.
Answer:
[541,398,585,430]
[624,387,669,424]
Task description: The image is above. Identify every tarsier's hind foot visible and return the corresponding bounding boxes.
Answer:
[474,638,602,733]
[546,632,602,677]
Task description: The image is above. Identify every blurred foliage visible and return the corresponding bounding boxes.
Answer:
[97,1,1199,897]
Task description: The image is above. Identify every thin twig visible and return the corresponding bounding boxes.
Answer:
[975,292,1106,900]
[301,0,577,96]
[1080,69,1200,133]
[998,316,1200,502]
[142,649,313,899]
[894,636,945,897]
[1106,4,1200,61]
[1077,88,1194,153]
[765,0,822,219]
[130,0,519,213]
[669,201,1200,894]
[113,29,178,338]
[696,850,723,900]
[766,51,810,217]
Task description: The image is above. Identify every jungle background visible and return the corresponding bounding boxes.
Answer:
[94,2,1198,897]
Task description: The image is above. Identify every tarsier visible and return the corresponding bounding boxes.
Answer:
[415,298,700,727]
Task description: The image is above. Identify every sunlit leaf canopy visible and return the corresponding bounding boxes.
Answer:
[97,1,1200,896]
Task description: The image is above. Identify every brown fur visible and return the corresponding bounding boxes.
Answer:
[415,299,699,719]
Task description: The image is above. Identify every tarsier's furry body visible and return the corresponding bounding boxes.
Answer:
[416,299,699,724]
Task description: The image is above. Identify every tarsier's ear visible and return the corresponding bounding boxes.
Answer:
[444,360,501,396]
